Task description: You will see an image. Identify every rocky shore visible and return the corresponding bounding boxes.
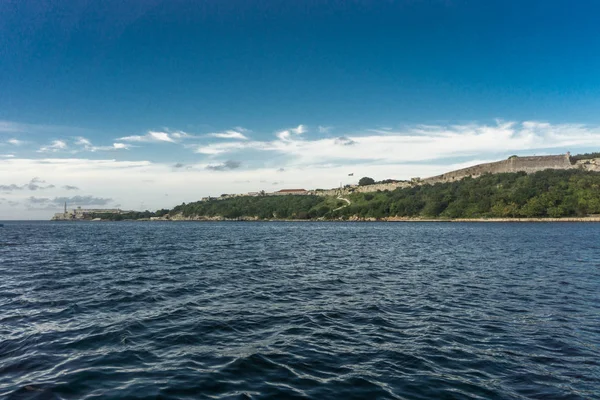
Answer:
[152,214,600,223]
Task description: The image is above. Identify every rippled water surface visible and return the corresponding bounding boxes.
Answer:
[1,221,599,399]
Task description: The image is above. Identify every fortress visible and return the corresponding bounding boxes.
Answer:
[421,153,579,185]
[195,152,600,201]
[311,152,600,196]
[52,205,124,221]
[49,152,600,221]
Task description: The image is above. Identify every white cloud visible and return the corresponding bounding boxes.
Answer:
[38,140,68,153]
[74,137,130,152]
[118,131,176,143]
[318,125,332,134]
[192,121,600,165]
[92,143,131,152]
[0,156,486,219]
[75,137,92,146]
[276,124,306,141]
[170,131,192,139]
[0,120,91,135]
[7,139,25,146]
[117,130,195,144]
[208,129,249,140]
[2,119,600,219]
[194,141,266,155]
[0,121,23,134]
[195,146,228,155]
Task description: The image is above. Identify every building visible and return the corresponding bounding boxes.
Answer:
[52,205,124,220]
[274,189,308,195]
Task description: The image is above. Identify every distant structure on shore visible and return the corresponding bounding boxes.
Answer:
[420,152,592,185]
[52,205,124,221]
[306,153,600,197]
[197,152,600,201]
[274,189,308,195]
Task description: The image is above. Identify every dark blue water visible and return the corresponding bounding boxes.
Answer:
[1,222,599,399]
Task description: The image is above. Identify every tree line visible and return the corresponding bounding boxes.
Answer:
[164,169,600,220]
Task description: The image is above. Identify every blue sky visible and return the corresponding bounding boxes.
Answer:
[1,0,600,218]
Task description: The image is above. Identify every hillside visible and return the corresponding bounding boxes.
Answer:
[166,169,600,220]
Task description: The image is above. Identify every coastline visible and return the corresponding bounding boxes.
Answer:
[162,214,600,222]
[61,216,600,223]
[385,217,600,222]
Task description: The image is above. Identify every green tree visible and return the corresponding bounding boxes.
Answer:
[358,177,375,186]
[161,169,600,221]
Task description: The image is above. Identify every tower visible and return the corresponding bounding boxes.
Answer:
[64,201,67,214]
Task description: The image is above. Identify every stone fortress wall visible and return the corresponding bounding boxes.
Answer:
[200,153,600,201]
[312,153,600,195]
[422,153,575,185]
[309,182,412,197]
[574,157,600,172]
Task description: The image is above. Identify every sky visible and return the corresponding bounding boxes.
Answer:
[1,0,600,219]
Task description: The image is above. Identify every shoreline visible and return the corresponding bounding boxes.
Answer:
[52,216,600,223]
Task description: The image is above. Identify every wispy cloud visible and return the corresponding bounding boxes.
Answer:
[27,177,55,190]
[7,139,25,146]
[206,160,242,171]
[318,125,332,134]
[38,140,68,153]
[54,195,113,206]
[118,131,175,143]
[0,120,91,136]
[194,141,253,155]
[0,184,21,192]
[75,137,130,152]
[207,128,249,140]
[334,136,356,146]
[170,131,192,140]
[3,119,600,219]
[0,177,55,192]
[117,130,194,144]
[75,137,92,146]
[62,185,79,190]
[193,120,600,165]
[276,124,306,141]
[27,195,113,209]
[0,121,23,134]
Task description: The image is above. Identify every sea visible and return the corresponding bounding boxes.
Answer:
[1,221,599,399]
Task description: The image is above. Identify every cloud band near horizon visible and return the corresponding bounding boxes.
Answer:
[1,119,599,219]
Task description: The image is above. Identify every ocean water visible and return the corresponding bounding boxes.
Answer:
[1,221,599,400]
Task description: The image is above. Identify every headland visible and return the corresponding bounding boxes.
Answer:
[52,152,600,222]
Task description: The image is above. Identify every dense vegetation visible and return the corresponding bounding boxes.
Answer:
[342,170,600,219]
[166,169,600,220]
[170,195,331,219]
[89,209,169,221]
[570,152,600,163]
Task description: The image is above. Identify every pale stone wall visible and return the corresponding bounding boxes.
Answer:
[351,182,412,193]
[309,181,412,197]
[575,158,600,172]
[270,191,309,196]
[309,189,340,197]
[422,154,573,185]
[191,153,596,202]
